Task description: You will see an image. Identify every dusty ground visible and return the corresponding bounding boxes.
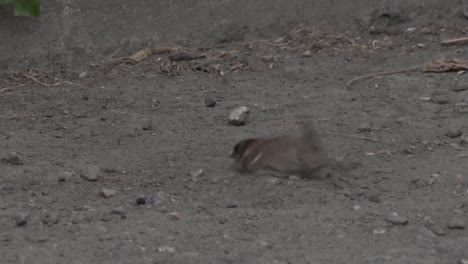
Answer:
[1,14,468,264]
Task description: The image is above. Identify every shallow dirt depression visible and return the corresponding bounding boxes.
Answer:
[1,1,468,264]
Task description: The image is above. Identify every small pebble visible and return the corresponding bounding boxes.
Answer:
[385,212,409,226]
[445,128,463,139]
[36,236,50,243]
[427,224,446,236]
[460,136,468,146]
[111,207,127,217]
[42,214,59,226]
[447,217,466,229]
[142,118,153,131]
[396,116,409,125]
[288,175,301,181]
[455,174,465,186]
[190,168,204,181]
[401,147,415,155]
[158,246,175,253]
[3,152,24,165]
[225,201,238,208]
[420,27,433,34]
[302,50,312,57]
[373,228,386,234]
[136,195,155,205]
[357,123,372,133]
[157,206,168,213]
[80,165,100,181]
[78,71,88,78]
[15,212,29,227]
[100,188,116,198]
[0,233,12,242]
[266,177,281,185]
[258,240,271,248]
[424,217,446,236]
[451,143,462,151]
[452,85,468,92]
[431,95,450,104]
[57,170,75,182]
[228,106,249,126]
[167,212,180,220]
[368,194,380,203]
[100,214,112,222]
[456,201,465,208]
[204,97,216,107]
[456,102,468,114]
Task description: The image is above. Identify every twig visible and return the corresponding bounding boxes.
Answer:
[112,47,178,64]
[441,36,468,46]
[221,63,244,76]
[263,38,297,47]
[347,65,423,86]
[321,131,392,145]
[0,84,27,94]
[24,75,62,87]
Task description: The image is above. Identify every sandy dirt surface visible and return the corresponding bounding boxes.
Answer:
[1,12,468,264]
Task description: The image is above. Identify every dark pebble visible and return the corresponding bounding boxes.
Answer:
[15,213,29,227]
[204,97,216,107]
[447,217,465,229]
[368,194,380,203]
[136,197,146,205]
[452,85,468,92]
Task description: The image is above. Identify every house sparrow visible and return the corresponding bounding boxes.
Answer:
[230,123,346,181]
